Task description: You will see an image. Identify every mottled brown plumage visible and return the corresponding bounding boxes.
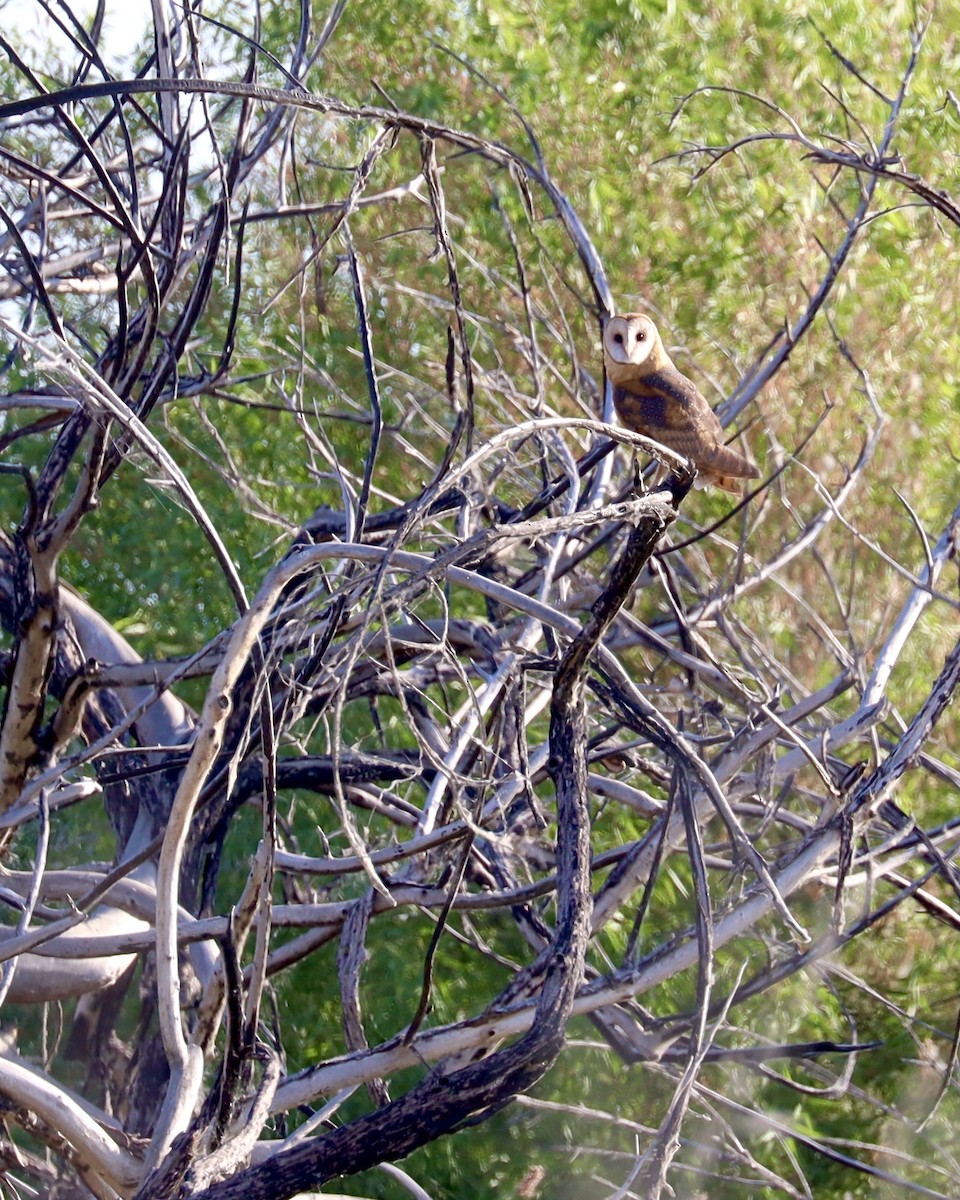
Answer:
[603,313,760,494]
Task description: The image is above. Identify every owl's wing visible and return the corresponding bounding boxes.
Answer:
[612,365,723,459]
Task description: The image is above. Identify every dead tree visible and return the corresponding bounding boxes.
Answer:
[0,6,958,1199]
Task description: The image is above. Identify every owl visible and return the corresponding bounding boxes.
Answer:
[602,313,760,494]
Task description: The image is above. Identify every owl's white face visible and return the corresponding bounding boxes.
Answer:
[603,314,657,367]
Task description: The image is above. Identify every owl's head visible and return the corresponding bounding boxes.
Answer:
[603,313,658,365]
[603,314,664,385]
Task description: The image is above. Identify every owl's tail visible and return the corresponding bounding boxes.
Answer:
[698,444,761,494]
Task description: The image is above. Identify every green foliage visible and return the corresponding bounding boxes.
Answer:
[181,4,960,1193]
[4,2,959,1197]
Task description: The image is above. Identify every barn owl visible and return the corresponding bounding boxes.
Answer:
[602,313,760,494]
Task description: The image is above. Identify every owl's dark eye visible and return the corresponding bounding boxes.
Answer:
[613,333,624,345]
[637,331,646,341]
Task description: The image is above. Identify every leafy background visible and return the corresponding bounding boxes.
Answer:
[274,5,957,1196]
[3,1,959,1197]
